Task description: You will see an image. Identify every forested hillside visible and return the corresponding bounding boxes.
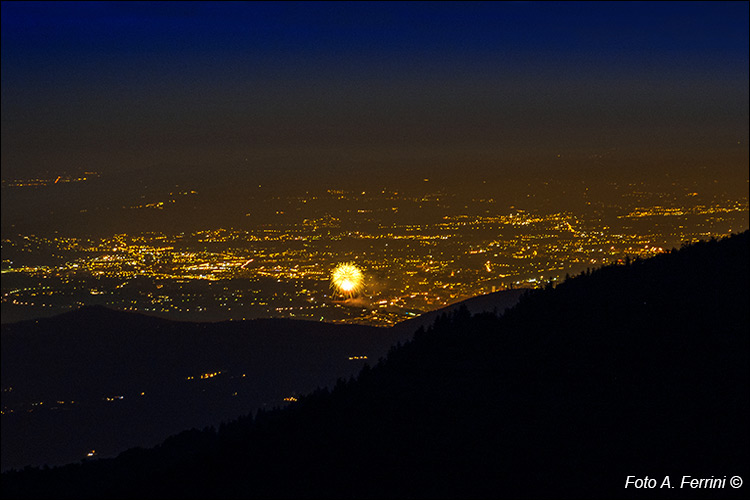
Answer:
[4,232,748,499]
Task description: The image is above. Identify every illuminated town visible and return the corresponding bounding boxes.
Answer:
[3,178,746,326]
[1,2,747,493]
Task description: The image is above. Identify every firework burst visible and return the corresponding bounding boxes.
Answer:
[330,263,364,298]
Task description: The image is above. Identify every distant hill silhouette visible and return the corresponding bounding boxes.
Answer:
[2,231,748,498]
[1,289,523,472]
[0,308,394,471]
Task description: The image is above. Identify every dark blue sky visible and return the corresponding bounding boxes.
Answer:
[2,1,748,186]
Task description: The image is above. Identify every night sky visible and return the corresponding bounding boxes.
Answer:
[1,1,748,188]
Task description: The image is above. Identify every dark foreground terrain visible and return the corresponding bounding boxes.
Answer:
[1,286,523,472]
[3,232,748,498]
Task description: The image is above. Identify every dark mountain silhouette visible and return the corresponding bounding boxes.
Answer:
[2,231,748,499]
[1,290,524,472]
[0,309,393,471]
[389,287,526,336]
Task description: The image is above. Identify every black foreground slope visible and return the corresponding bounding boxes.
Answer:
[3,232,748,499]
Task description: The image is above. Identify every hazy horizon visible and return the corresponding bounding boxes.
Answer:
[2,2,748,326]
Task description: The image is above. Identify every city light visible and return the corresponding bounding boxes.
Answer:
[1,186,746,327]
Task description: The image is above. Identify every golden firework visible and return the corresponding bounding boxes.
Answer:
[330,263,364,297]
